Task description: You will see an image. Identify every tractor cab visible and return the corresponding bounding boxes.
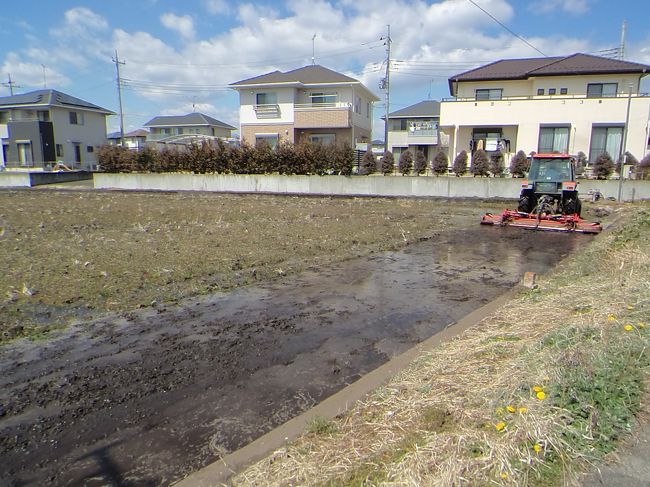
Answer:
[518,153,581,215]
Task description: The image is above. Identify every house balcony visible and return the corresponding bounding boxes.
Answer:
[254,104,281,119]
[294,102,351,129]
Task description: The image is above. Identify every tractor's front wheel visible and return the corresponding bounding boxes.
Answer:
[562,193,581,216]
[518,192,534,214]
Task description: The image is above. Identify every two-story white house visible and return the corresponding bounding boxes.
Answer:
[386,100,445,163]
[440,53,650,166]
[0,89,113,170]
[229,65,379,147]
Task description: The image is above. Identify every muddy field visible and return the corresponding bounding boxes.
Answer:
[0,189,604,486]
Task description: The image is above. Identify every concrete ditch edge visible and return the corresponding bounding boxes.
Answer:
[173,288,519,486]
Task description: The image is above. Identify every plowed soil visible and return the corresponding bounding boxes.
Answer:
[0,189,595,486]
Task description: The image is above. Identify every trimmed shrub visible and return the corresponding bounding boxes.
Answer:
[413,150,427,175]
[470,149,490,177]
[575,151,587,177]
[509,150,529,177]
[398,150,413,175]
[452,150,468,177]
[489,150,505,177]
[432,151,449,176]
[380,151,395,175]
[616,151,638,175]
[592,152,615,179]
[637,153,650,180]
[360,149,377,175]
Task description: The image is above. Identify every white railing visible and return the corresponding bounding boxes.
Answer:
[294,102,351,110]
[443,92,650,102]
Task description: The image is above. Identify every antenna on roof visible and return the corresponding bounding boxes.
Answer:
[619,20,627,60]
[311,34,317,65]
[2,73,21,96]
[192,96,196,112]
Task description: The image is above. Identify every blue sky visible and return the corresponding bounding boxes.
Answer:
[1,0,648,139]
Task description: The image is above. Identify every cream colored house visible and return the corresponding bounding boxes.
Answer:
[230,65,379,147]
[440,53,650,166]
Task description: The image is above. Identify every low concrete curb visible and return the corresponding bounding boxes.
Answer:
[174,289,519,486]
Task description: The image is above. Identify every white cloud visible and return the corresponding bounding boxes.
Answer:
[204,0,230,15]
[1,53,71,91]
[160,13,195,41]
[529,0,590,14]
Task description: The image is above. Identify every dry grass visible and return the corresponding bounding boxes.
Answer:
[230,203,650,486]
[0,190,491,341]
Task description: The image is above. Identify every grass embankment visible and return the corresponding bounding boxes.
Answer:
[0,190,482,343]
[232,204,650,486]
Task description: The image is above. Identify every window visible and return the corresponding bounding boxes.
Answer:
[475,88,503,101]
[538,126,570,153]
[354,95,361,114]
[87,146,94,153]
[69,111,84,125]
[589,126,623,162]
[472,128,502,151]
[587,83,618,98]
[537,88,545,96]
[56,144,64,157]
[389,119,408,131]
[560,88,568,95]
[310,92,337,105]
[37,110,50,122]
[0,111,8,123]
[309,134,335,146]
[17,141,33,165]
[548,88,557,95]
[255,134,279,149]
[256,92,277,105]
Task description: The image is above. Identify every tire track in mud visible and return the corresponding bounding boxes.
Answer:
[0,227,580,486]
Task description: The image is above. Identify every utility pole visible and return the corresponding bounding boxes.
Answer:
[42,64,47,88]
[619,20,627,60]
[617,83,633,201]
[2,74,20,95]
[380,25,391,156]
[112,50,126,147]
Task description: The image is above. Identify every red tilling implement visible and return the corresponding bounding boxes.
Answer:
[481,210,602,234]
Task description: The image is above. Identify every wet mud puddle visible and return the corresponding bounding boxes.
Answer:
[0,227,579,486]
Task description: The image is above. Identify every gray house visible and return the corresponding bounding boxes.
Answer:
[386,100,443,163]
[143,113,236,145]
[0,89,114,170]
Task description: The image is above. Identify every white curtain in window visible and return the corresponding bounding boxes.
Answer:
[553,128,569,152]
[605,128,623,158]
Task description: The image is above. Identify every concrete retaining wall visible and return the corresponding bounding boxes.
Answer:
[0,171,92,188]
[0,172,31,187]
[94,173,650,201]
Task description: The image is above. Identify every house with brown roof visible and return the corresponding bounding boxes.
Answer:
[440,53,650,167]
[230,65,379,147]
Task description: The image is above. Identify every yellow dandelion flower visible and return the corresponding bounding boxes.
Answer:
[506,405,516,413]
[638,322,646,329]
[533,444,542,453]
[533,386,543,393]
[624,324,634,332]
[607,314,617,322]
[627,304,635,310]
[536,391,546,400]
[495,421,506,431]
[500,472,508,479]
[518,407,528,414]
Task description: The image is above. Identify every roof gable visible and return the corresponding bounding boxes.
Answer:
[448,53,650,94]
[0,89,113,114]
[389,100,440,118]
[144,112,235,130]
[231,65,360,86]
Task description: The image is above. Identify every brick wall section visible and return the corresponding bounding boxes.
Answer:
[241,124,294,144]
[295,109,350,129]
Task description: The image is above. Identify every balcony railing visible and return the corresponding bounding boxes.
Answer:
[443,92,650,102]
[254,104,281,118]
[294,102,351,110]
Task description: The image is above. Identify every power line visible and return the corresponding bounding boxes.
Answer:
[466,0,547,57]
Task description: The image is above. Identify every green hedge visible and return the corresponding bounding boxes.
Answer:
[97,140,355,176]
